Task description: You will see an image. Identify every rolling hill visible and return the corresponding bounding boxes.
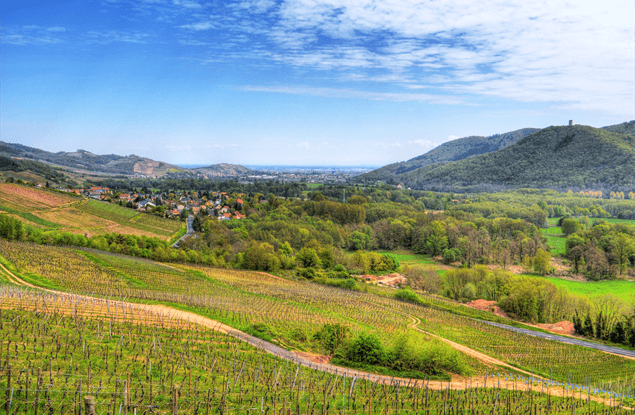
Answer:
[193,163,252,176]
[0,141,251,178]
[601,120,635,136]
[397,125,635,189]
[357,128,540,182]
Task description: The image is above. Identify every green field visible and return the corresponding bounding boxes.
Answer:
[592,217,635,226]
[542,277,635,304]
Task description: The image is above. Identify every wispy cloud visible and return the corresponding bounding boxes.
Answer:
[240,85,464,104]
[180,21,214,30]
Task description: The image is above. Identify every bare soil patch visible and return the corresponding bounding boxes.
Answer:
[464,299,508,318]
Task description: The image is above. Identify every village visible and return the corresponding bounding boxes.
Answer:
[80,186,277,221]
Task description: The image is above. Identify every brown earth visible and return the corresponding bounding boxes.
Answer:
[535,321,575,336]
[464,299,508,318]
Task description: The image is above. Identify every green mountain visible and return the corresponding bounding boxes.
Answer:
[398,125,635,189]
[357,128,539,182]
[601,120,635,136]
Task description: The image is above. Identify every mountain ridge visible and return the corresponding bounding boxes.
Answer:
[0,141,251,178]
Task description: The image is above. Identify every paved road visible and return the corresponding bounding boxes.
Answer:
[172,215,194,248]
[482,321,635,359]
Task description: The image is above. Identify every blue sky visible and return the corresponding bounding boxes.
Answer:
[2,0,633,166]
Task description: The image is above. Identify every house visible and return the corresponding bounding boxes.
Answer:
[119,194,131,201]
[236,198,244,207]
[138,199,156,210]
[192,206,201,214]
[233,211,245,220]
[219,206,230,213]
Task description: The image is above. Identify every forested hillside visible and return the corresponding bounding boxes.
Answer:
[358,128,539,182]
[601,120,635,136]
[398,126,635,189]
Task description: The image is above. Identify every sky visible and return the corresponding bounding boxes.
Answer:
[1,0,634,166]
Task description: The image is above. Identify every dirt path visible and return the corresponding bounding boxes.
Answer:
[0,262,629,408]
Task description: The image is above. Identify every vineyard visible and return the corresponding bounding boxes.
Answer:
[0,184,181,240]
[0,287,631,414]
[1,240,635,401]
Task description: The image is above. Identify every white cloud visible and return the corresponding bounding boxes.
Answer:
[296,142,310,149]
[240,85,464,104]
[258,0,634,115]
[180,22,214,30]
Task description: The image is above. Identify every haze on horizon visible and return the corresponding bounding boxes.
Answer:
[2,0,633,167]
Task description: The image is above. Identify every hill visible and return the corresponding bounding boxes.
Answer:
[0,142,188,176]
[0,141,252,178]
[357,128,540,182]
[398,125,635,189]
[193,163,252,176]
[601,120,635,136]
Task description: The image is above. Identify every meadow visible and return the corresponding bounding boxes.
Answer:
[541,277,634,304]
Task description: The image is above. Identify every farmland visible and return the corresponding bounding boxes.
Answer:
[0,184,181,240]
[0,287,627,414]
[1,239,635,398]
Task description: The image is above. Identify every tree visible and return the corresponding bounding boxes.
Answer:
[612,233,634,275]
[348,231,369,250]
[533,249,553,275]
[318,248,334,269]
[561,218,582,236]
[296,247,321,268]
[348,195,367,205]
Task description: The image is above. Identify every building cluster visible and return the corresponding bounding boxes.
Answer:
[75,187,253,221]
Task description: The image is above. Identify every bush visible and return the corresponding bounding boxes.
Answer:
[297,267,317,279]
[313,323,350,355]
[394,288,430,306]
[346,332,385,365]
[245,323,276,342]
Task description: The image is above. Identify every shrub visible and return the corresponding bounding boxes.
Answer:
[297,267,317,279]
[313,323,350,355]
[346,332,385,365]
